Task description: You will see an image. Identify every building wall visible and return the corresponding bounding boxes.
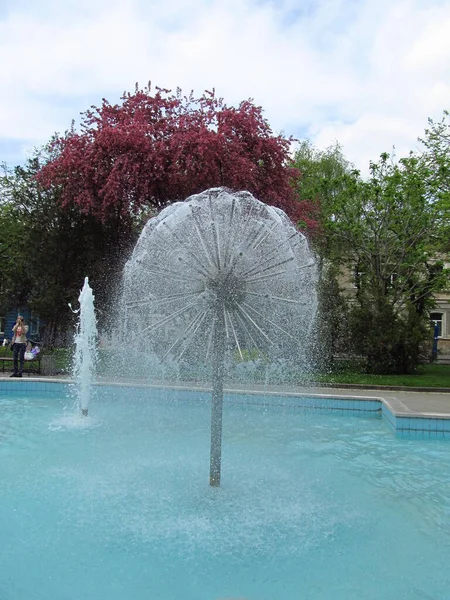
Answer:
[335,265,450,364]
[433,292,450,363]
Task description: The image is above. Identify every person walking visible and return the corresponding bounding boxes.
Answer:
[11,315,29,377]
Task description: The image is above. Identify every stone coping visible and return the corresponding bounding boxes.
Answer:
[3,377,450,437]
[2,375,450,419]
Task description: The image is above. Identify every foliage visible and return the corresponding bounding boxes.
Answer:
[0,155,139,345]
[310,262,350,372]
[2,102,450,365]
[420,109,450,195]
[291,141,357,370]
[347,297,433,374]
[37,84,318,233]
[419,109,450,250]
[291,141,357,371]
[328,153,450,373]
[292,139,450,374]
[291,140,355,255]
[0,194,33,314]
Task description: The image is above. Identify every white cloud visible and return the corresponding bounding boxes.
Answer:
[1,0,450,174]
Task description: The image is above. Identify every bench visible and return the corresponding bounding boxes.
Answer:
[0,356,42,376]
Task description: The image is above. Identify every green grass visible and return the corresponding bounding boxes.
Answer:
[314,363,450,388]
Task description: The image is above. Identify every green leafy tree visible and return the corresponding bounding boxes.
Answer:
[0,198,33,314]
[310,262,350,373]
[329,153,450,373]
[419,109,450,250]
[291,141,356,368]
[0,154,140,345]
[291,140,356,258]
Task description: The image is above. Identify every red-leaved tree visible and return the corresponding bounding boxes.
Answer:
[38,84,317,233]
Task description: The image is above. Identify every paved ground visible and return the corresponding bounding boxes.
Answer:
[2,373,450,419]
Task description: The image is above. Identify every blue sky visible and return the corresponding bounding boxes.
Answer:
[1,0,450,173]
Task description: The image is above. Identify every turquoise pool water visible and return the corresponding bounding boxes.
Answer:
[1,385,450,600]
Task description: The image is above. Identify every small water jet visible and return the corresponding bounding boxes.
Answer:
[122,188,317,485]
[71,277,98,417]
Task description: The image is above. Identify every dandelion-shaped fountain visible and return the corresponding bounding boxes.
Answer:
[122,188,317,485]
[71,277,98,417]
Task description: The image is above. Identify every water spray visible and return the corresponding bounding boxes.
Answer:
[122,188,317,485]
[70,277,98,417]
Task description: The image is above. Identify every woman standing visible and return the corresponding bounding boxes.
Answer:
[11,315,28,377]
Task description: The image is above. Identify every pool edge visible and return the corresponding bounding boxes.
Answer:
[1,377,450,439]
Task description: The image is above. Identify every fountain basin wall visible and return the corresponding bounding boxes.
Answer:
[2,379,450,437]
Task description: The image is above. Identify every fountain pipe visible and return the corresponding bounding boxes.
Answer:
[210,301,226,487]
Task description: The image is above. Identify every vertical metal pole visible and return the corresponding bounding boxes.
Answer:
[210,301,225,487]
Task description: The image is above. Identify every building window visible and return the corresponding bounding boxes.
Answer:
[430,313,443,337]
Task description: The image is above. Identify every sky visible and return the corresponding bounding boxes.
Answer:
[1,0,450,174]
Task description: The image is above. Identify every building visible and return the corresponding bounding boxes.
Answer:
[431,290,450,364]
[336,264,450,364]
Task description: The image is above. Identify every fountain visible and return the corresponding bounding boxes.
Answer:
[2,191,450,599]
[70,277,98,417]
[122,188,317,485]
